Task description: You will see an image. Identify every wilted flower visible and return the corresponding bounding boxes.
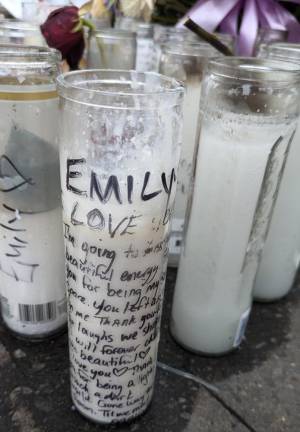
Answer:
[41,6,84,70]
[120,0,155,21]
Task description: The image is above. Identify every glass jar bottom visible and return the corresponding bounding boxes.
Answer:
[3,321,67,343]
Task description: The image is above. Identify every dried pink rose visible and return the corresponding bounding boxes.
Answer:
[41,6,84,70]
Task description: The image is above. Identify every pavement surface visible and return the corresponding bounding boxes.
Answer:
[0,268,299,432]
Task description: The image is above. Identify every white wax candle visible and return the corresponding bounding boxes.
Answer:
[0,85,66,338]
[254,124,300,301]
[60,155,177,422]
[171,111,297,355]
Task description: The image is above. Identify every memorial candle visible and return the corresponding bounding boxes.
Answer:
[135,23,156,72]
[87,29,136,70]
[57,70,183,423]
[159,41,219,266]
[254,43,300,302]
[0,45,67,339]
[171,58,300,355]
[0,19,46,46]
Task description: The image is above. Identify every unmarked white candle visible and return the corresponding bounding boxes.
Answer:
[254,124,300,301]
[254,44,300,302]
[171,111,298,355]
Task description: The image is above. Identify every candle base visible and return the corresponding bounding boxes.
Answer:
[3,322,67,343]
[71,392,153,425]
[169,325,240,358]
[254,290,291,304]
[167,255,179,268]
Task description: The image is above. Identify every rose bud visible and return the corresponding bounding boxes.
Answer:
[41,6,84,70]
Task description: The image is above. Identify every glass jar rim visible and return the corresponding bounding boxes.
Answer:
[0,43,61,61]
[207,57,300,83]
[265,42,300,62]
[57,70,184,108]
[0,19,39,32]
[0,44,61,71]
[161,41,219,57]
[93,29,136,39]
[158,27,187,35]
[257,27,288,36]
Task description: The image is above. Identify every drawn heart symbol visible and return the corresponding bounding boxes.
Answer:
[113,367,129,377]
[0,155,34,192]
[139,347,151,359]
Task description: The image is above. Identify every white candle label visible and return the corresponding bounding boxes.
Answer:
[169,218,184,256]
[63,157,176,422]
[0,86,66,336]
[168,76,202,264]
[233,308,251,348]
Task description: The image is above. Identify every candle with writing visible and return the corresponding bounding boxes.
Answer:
[57,70,183,423]
[0,45,67,340]
[171,58,300,355]
[254,43,300,302]
[159,41,219,266]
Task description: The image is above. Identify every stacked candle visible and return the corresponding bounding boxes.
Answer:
[171,58,300,355]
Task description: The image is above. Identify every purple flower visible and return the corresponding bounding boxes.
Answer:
[178,0,300,56]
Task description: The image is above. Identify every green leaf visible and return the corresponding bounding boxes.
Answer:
[81,17,96,31]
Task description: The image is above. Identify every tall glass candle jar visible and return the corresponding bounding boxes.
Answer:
[254,43,300,302]
[22,0,70,24]
[82,17,111,69]
[90,16,111,29]
[153,27,194,71]
[57,70,183,423]
[0,45,67,340]
[0,19,46,46]
[114,16,140,31]
[87,29,136,69]
[135,23,156,72]
[254,28,287,55]
[171,58,300,356]
[153,27,234,72]
[159,42,219,266]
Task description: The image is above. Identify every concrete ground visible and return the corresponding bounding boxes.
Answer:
[0,268,299,432]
